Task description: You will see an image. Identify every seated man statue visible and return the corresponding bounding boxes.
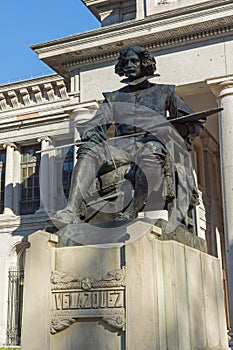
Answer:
[52,46,204,227]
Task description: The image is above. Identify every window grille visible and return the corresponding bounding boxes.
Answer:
[6,268,24,346]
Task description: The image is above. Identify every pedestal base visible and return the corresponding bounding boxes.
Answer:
[21,221,230,350]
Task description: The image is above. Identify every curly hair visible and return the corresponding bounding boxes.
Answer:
[115,46,157,77]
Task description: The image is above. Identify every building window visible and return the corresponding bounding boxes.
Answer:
[20,144,40,214]
[0,149,6,213]
[56,146,74,210]
[62,146,74,199]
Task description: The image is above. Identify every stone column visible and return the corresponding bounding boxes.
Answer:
[69,103,99,165]
[136,0,145,18]
[48,147,57,213]
[207,76,233,341]
[0,162,4,214]
[3,142,17,216]
[146,0,158,15]
[37,136,51,213]
[13,147,21,215]
[70,70,80,101]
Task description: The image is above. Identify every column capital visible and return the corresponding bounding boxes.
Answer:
[66,101,100,121]
[3,142,17,150]
[207,76,233,98]
[37,136,51,144]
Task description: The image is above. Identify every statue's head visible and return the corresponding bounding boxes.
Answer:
[115,46,157,81]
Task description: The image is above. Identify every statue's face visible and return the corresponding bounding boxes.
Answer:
[123,49,142,80]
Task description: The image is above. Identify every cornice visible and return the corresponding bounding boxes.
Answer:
[31,1,233,77]
[0,75,69,113]
[0,114,71,150]
[32,0,233,51]
[0,213,49,230]
[0,74,62,90]
[0,112,70,135]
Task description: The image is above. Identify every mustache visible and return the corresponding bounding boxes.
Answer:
[124,68,137,73]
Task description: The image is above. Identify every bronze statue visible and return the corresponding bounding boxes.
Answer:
[52,46,205,227]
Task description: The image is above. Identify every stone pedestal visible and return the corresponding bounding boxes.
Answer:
[21,222,230,350]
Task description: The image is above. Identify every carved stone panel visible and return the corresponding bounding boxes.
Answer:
[50,267,126,334]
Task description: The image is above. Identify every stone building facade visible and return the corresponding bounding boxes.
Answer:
[0,0,232,347]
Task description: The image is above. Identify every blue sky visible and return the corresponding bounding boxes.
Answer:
[0,1,100,84]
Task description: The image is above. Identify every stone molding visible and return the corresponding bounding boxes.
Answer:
[51,267,126,291]
[51,309,125,334]
[0,75,68,112]
[0,112,69,136]
[0,212,49,230]
[32,1,233,76]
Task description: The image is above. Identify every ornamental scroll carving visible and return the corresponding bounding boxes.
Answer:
[50,267,126,334]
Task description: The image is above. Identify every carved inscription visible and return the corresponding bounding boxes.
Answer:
[54,290,124,310]
[50,268,126,334]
